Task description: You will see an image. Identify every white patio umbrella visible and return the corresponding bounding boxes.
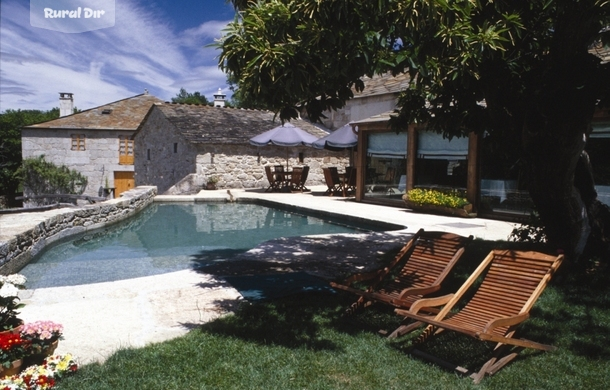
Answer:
[249,123,319,168]
[311,123,358,151]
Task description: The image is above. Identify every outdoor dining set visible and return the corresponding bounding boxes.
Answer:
[251,122,359,195]
[264,165,357,196]
[264,165,310,192]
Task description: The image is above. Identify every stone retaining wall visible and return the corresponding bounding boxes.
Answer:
[0,186,157,275]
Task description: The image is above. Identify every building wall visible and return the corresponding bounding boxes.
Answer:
[21,128,135,198]
[195,144,350,190]
[135,110,352,194]
[134,109,199,194]
[320,93,399,130]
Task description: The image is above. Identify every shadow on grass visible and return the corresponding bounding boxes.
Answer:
[197,292,346,351]
[195,235,610,372]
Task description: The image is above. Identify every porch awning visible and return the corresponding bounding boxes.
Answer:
[417,131,468,160]
[367,132,408,158]
[590,123,610,138]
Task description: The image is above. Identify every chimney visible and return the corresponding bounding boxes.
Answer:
[59,92,74,117]
[213,88,226,108]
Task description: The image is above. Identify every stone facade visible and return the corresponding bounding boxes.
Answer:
[21,128,135,197]
[0,186,157,275]
[134,107,200,194]
[192,144,349,193]
[21,93,162,198]
[135,104,350,195]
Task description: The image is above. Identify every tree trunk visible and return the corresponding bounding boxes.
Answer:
[524,117,610,265]
[523,117,589,261]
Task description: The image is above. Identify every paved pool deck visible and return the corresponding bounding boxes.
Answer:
[12,186,516,365]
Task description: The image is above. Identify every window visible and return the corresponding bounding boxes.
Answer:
[364,131,408,202]
[174,143,178,153]
[71,134,86,151]
[119,136,134,165]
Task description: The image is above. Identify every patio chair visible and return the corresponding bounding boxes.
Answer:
[344,166,357,196]
[394,249,564,383]
[323,167,345,196]
[291,166,310,192]
[289,167,303,192]
[330,229,473,318]
[264,166,282,192]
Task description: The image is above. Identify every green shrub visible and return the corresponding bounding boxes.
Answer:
[16,156,87,199]
[403,188,470,208]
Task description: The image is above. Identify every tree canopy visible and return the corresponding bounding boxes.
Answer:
[0,108,59,206]
[171,88,211,105]
[218,0,610,262]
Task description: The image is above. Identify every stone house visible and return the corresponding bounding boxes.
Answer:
[134,103,348,194]
[22,92,163,198]
[319,73,410,130]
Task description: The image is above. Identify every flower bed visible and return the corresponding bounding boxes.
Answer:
[403,188,476,218]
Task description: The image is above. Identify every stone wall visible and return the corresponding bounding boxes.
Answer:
[134,109,199,194]
[194,144,350,191]
[0,186,157,275]
[21,128,135,198]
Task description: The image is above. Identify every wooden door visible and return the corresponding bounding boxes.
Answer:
[114,171,135,197]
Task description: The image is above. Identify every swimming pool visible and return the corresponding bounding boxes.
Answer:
[20,202,392,289]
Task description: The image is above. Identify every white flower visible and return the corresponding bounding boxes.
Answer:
[0,283,19,298]
[5,274,27,287]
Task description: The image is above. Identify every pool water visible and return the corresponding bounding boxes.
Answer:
[21,203,388,289]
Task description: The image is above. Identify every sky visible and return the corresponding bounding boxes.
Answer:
[0,0,236,112]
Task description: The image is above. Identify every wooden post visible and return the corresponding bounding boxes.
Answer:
[407,125,418,192]
[467,132,479,210]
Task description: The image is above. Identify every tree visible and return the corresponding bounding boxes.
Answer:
[171,88,211,105]
[217,0,610,264]
[0,108,59,207]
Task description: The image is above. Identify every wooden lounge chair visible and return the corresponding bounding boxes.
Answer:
[323,167,345,196]
[330,229,473,317]
[394,249,564,383]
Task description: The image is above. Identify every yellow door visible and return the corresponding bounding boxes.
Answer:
[114,171,135,197]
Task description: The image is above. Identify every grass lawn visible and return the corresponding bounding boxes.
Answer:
[56,240,609,390]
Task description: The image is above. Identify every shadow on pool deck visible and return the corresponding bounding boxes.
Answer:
[191,231,412,281]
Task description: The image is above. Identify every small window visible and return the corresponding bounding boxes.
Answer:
[174,143,178,153]
[101,109,113,114]
[147,149,150,160]
[298,152,304,163]
[71,134,85,151]
[119,136,134,165]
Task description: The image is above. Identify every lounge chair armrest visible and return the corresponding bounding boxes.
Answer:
[397,284,441,300]
[407,294,454,315]
[482,313,530,334]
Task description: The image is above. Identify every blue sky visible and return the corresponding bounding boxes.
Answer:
[0,0,236,112]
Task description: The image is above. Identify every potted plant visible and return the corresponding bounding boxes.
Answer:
[21,321,63,366]
[0,332,27,377]
[206,176,219,190]
[0,274,27,333]
[403,188,475,218]
[0,353,78,387]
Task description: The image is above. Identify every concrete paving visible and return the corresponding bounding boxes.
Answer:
[11,186,517,365]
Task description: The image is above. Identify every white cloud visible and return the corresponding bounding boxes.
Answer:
[0,0,232,112]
